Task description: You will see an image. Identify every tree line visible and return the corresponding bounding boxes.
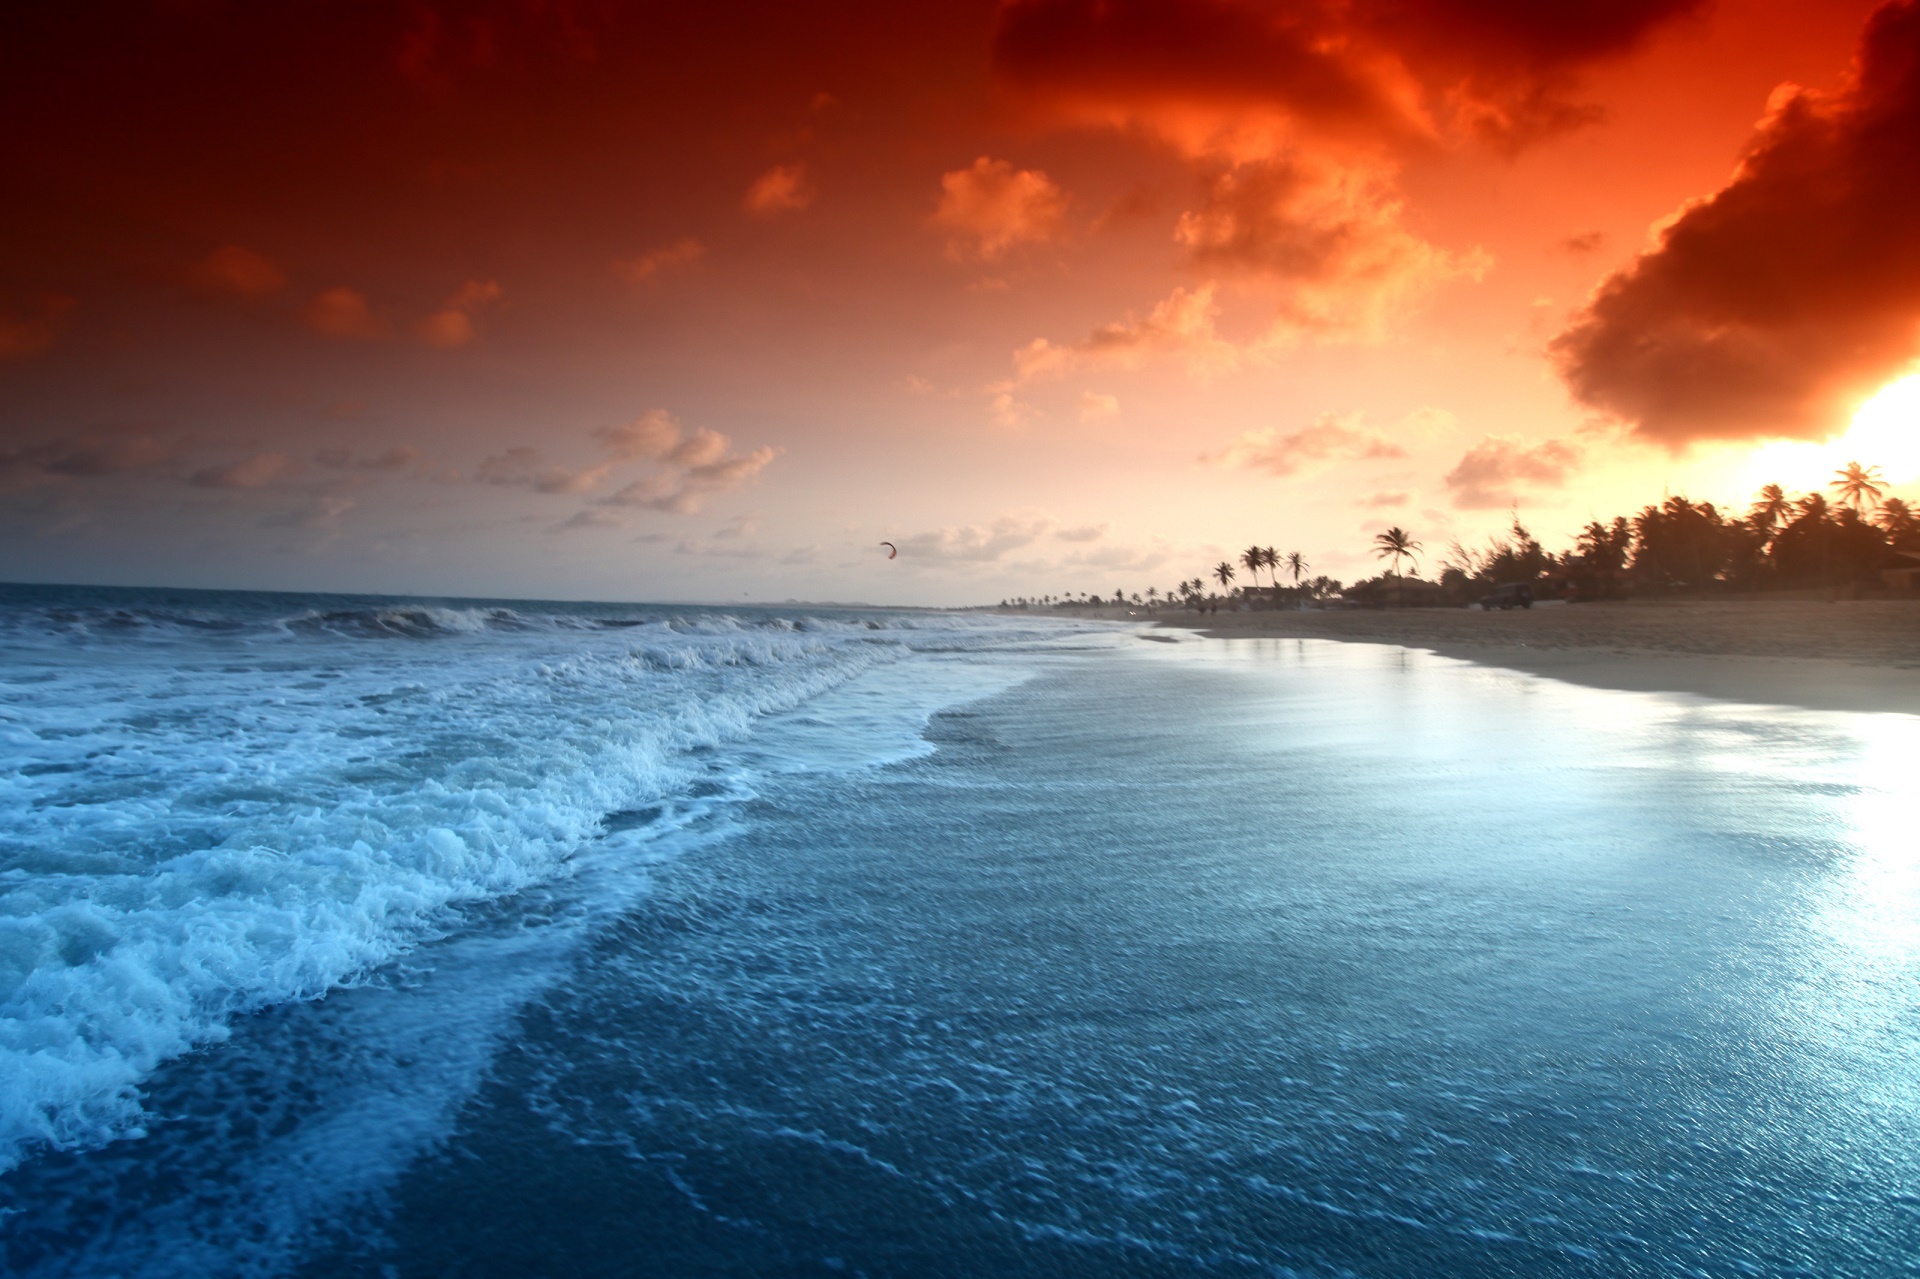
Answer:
[999,462,1918,612]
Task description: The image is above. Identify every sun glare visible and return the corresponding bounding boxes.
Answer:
[1723,374,1920,500]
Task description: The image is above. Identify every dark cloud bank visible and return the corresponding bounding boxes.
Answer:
[1555,0,1920,447]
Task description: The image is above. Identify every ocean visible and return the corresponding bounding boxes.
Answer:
[1,583,1916,1276]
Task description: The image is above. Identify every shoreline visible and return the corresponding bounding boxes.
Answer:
[1149,599,1920,716]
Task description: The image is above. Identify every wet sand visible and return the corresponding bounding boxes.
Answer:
[1144,599,1920,715]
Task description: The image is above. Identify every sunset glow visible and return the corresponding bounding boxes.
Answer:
[1,0,1915,600]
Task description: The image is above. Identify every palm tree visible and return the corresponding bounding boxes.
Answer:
[1831,461,1886,513]
[1749,483,1791,533]
[1372,526,1421,577]
[1284,550,1307,586]
[1262,546,1280,588]
[1213,560,1236,591]
[1875,497,1919,547]
[1240,545,1266,591]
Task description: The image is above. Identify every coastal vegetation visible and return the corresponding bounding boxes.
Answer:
[999,464,1920,612]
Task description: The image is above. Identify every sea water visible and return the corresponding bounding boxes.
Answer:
[1,585,1917,1276]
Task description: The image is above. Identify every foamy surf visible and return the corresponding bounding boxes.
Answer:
[0,585,1110,1177]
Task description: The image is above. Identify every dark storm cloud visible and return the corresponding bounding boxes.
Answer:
[991,0,1707,148]
[1553,0,1920,446]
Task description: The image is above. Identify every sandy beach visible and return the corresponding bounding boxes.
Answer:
[1128,598,1920,715]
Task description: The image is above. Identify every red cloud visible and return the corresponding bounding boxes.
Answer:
[744,163,813,215]
[612,238,705,284]
[417,279,501,349]
[992,0,1706,154]
[302,287,387,340]
[932,157,1069,259]
[192,246,288,298]
[1553,0,1920,446]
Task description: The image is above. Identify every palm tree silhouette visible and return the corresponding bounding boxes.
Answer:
[1213,561,1236,591]
[1372,527,1421,577]
[1284,550,1307,587]
[1749,483,1790,532]
[1831,461,1886,513]
[1240,546,1266,592]
[1874,496,1917,543]
[1262,546,1279,588]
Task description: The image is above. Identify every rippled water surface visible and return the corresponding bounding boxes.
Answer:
[3,586,1916,1276]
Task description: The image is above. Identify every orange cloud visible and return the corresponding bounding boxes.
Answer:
[1175,158,1481,335]
[612,237,706,283]
[932,157,1068,259]
[1210,411,1408,476]
[192,246,288,297]
[744,163,813,215]
[1013,284,1239,381]
[418,279,501,348]
[1554,0,1920,445]
[302,287,387,340]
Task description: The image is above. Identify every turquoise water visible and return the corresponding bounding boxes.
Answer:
[2,586,1917,1275]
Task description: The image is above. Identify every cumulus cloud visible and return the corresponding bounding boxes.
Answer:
[1176,158,1484,335]
[191,451,298,489]
[1055,523,1108,542]
[895,515,1053,563]
[990,0,1699,343]
[302,287,387,340]
[1442,435,1580,508]
[418,279,501,349]
[613,237,705,283]
[1554,0,1920,445]
[597,415,781,514]
[932,157,1069,259]
[593,408,684,459]
[1357,490,1411,507]
[192,246,288,297]
[474,446,610,494]
[1209,410,1408,476]
[1558,230,1606,255]
[0,295,77,360]
[744,163,813,215]
[471,409,779,515]
[1013,284,1239,381]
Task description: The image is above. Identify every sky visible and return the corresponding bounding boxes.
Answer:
[3,0,1919,605]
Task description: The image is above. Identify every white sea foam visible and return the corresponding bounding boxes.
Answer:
[0,591,1109,1175]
